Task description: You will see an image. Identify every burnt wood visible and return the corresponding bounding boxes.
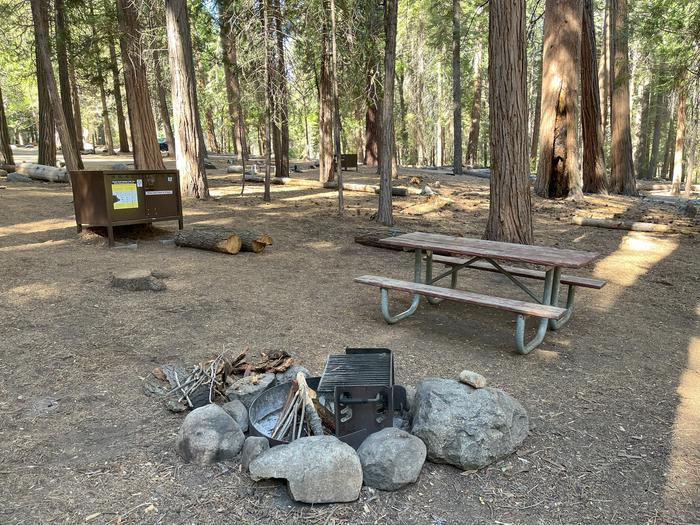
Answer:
[380,232,599,268]
[354,275,567,319]
[431,255,607,289]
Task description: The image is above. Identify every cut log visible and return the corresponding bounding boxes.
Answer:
[174,229,242,254]
[192,225,272,253]
[571,217,678,233]
[239,231,272,253]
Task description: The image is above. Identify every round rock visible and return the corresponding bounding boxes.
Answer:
[176,404,245,464]
[275,365,310,385]
[411,378,528,470]
[226,373,275,408]
[249,436,362,504]
[241,436,269,471]
[222,399,249,432]
[357,427,426,491]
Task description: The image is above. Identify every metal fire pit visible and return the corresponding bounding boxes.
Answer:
[248,348,408,449]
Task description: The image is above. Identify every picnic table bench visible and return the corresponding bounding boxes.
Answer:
[354,232,606,354]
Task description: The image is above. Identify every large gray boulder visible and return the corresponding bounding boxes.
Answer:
[241,436,269,471]
[249,436,362,504]
[411,378,528,470]
[226,373,275,408]
[222,399,249,432]
[7,172,32,183]
[176,404,245,464]
[357,427,426,491]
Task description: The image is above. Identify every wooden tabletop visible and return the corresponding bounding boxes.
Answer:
[379,232,600,268]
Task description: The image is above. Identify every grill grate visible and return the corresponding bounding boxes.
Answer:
[317,349,393,394]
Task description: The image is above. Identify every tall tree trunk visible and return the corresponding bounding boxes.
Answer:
[108,36,130,153]
[397,69,409,164]
[30,0,82,170]
[485,0,533,243]
[165,0,209,198]
[661,102,676,181]
[34,0,55,167]
[0,83,14,164]
[671,86,686,195]
[153,49,175,158]
[647,88,664,179]
[262,0,272,201]
[219,0,247,159]
[117,0,163,170]
[318,9,334,183]
[329,0,344,211]
[98,73,116,155]
[581,0,606,193]
[466,47,482,167]
[377,0,398,226]
[452,0,462,175]
[609,0,637,194]
[273,0,289,178]
[55,0,80,155]
[529,38,543,164]
[205,108,220,154]
[534,0,583,200]
[435,55,443,167]
[364,73,380,167]
[598,0,609,135]
[634,82,652,178]
[68,60,84,151]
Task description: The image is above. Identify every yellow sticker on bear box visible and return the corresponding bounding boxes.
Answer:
[112,182,139,209]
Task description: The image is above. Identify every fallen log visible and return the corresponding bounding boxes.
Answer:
[323,181,418,196]
[192,225,272,253]
[243,173,325,188]
[571,217,675,233]
[16,162,69,182]
[174,229,242,254]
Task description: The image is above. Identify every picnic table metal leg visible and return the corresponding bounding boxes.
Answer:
[379,249,422,324]
[424,250,445,305]
[548,285,575,330]
[514,268,555,355]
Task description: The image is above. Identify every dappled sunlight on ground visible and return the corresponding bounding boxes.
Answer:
[592,232,679,309]
[0,217,75,238]
[0,239,71,253]
[5,282,61,306]
[664,332,700,515]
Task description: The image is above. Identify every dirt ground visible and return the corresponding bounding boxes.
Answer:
[1,150,699,525]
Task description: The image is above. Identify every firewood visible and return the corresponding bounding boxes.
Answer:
[297,373,324,436]
[174,229,241,254]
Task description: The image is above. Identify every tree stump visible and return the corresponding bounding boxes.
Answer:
[175,229,242,254]
[111,270,166,291]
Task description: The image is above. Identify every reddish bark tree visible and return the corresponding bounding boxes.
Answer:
[485,0,533,243]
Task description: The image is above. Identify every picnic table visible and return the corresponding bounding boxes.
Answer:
[355,232,606,354]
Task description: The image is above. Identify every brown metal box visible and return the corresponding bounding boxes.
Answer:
[70,170,184,246]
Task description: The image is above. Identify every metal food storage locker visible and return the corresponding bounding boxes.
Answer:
[70,170,184,246]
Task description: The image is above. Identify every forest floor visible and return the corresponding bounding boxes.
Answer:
[1,150,699,525]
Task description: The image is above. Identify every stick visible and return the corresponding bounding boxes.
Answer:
[297,373,324,436]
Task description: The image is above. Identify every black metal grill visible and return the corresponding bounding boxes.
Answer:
[317,348,393,393]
